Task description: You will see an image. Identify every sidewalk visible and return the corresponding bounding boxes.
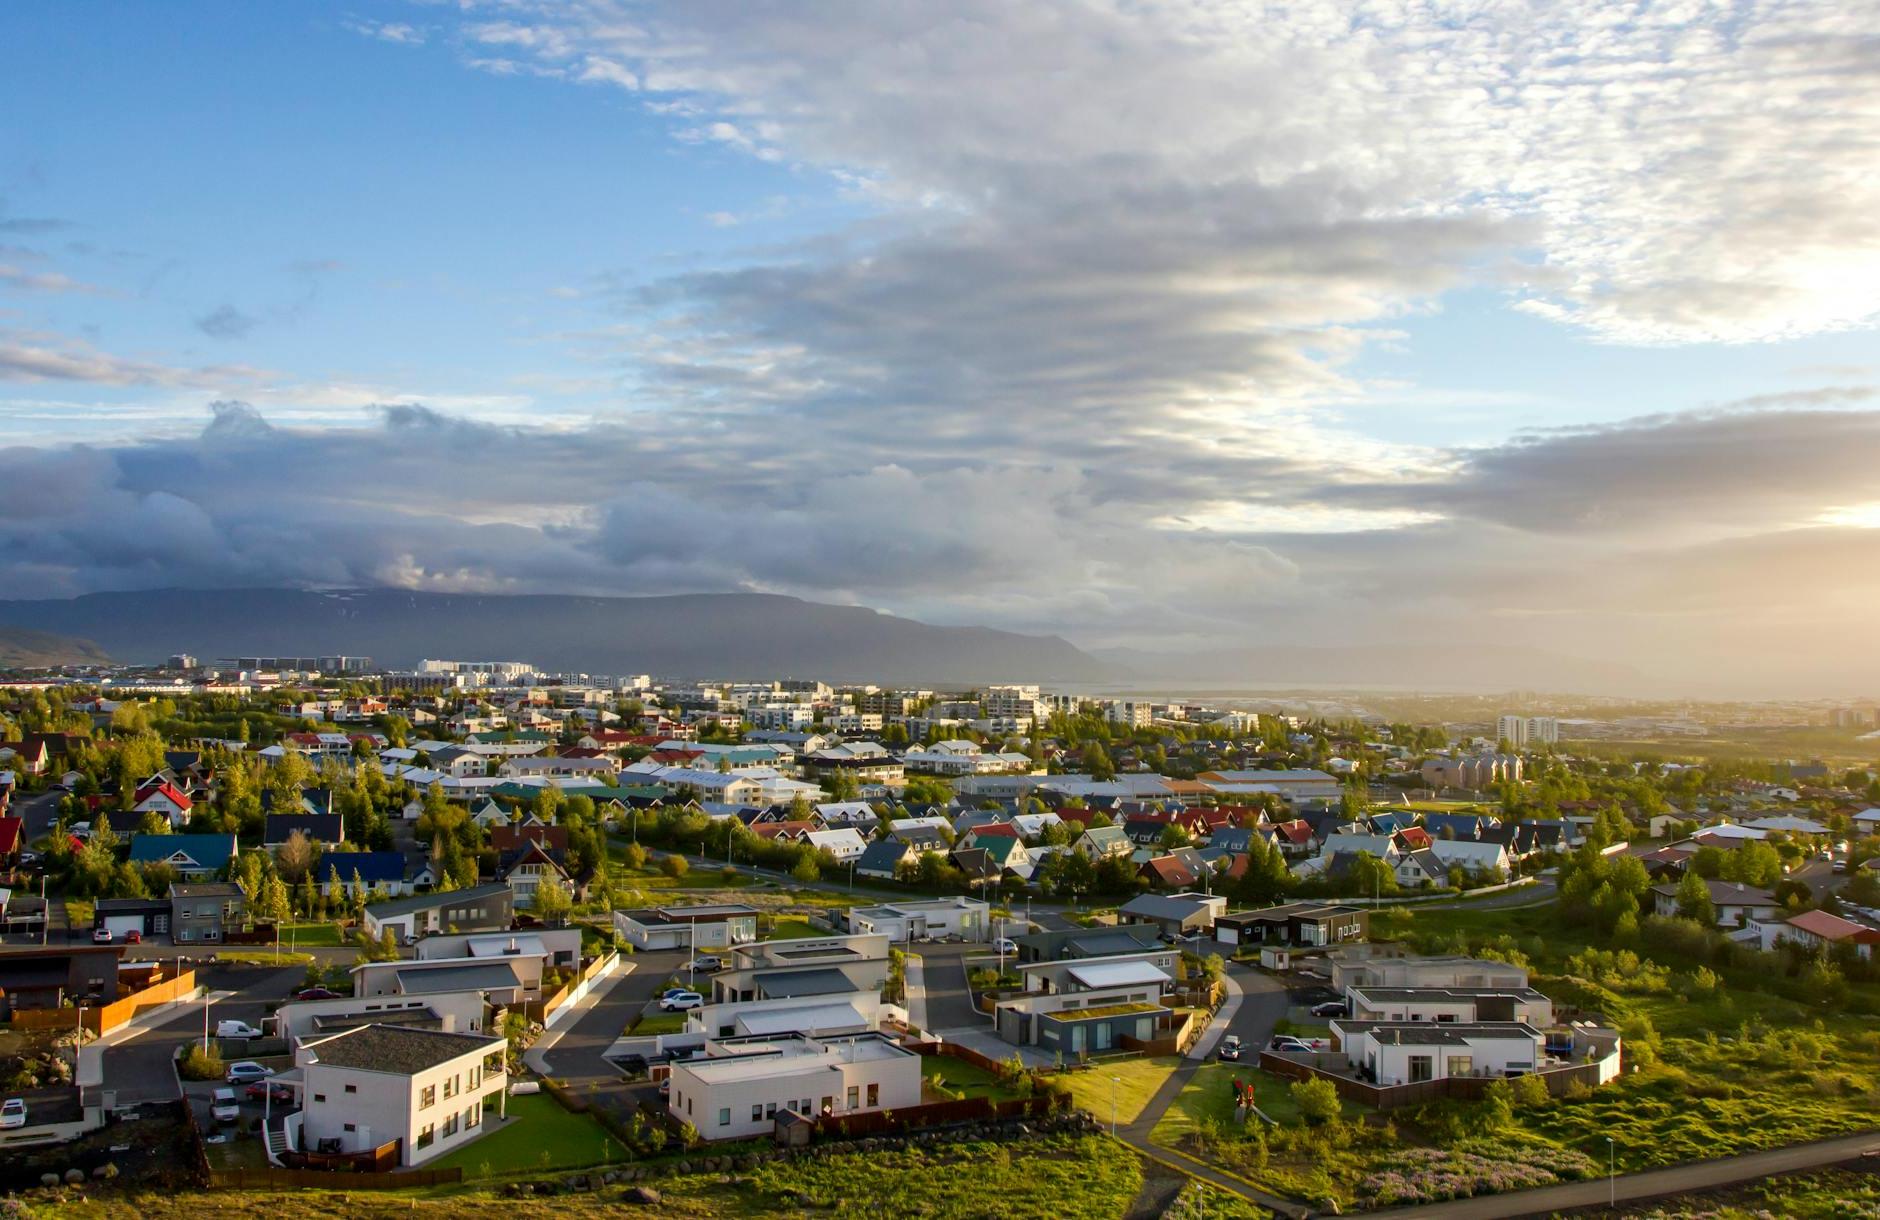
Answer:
[903,953,928,1031]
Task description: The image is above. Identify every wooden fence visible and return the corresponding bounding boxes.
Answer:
[910,1038,1010,1076]
[210,1165,461,1190]
[812,1093,1060,1139]
[1258,1050,1613,1110]
[4,970,197,1035]
[533,950,620,1025]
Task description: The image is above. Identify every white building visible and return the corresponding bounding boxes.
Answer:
[614,904,760,951]
[1496,715,1559,747]
[845,897,990,942]
[1345,986,1554,1027]
[666,1032,921,1142]
[288,1025,507,1167]
[1331,1020,1545,1085]
[803,827,868,862]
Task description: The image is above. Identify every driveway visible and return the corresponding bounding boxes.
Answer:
[911,942,984,1033]
[533,948,687,1085]
[99,964,305,1105]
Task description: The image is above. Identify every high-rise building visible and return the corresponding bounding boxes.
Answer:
[1496,715,1559,747]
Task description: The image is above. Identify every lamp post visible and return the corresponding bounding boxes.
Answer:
[1607,1137,1615,1208]
[202,991,213,1054]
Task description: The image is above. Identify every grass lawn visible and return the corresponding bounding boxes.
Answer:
[278,923,345,947]
[214,949,315,966]
[921,1054,1018,1102]
[202,1133,269,1171]
[64,899,93,928]
[633,1009,687,1035]
[429,1094,616,1179]
[1057,1055,1181,1126]
[1151,1063,1367,1146]
[762,917,823,940]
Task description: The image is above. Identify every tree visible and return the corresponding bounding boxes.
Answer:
[622,842,648,872]
[255,875,291,928]
[1083,742,1116,781]
[1289,1076,1340,1124]
[275,830,317,883]
[533,875,573,925]
[1674,869,1715,924]
[1347,851,1398,898]
[791,855,821,884]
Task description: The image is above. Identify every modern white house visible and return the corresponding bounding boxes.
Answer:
[1329,953,1531,994]
[802,827,868,862]
[844,897,990,942]
[284,1024,508,1167]
[666,1032,922,1142]
[272,990,491,1041]
[613,903,760,951]
[995,954,1174,1052]
[1345,985,1555,1027]
[1331,1020,1546,1085]
[352,957,531,1006]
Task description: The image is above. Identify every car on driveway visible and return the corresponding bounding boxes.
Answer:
[211,1088,241,1123]
[1268,1035,1319,1054]
[225,1061,274,1085]
[992,938,1020,955]
[1310,1000,1347,1018]
[659,990,703,1012]
[684,956,723,973]
[91,927,113,944]
[1217,1034,1243,1061]
[216,1020,264,1040]
[295,987,341,1001]
[245,1081,295,1104]
[0,1098,25,1129]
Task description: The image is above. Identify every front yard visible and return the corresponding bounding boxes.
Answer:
[1056,1055,1181,1126]
[427,1093,618,1178]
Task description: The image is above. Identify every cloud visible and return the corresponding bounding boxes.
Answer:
[0,329,270,389]
[0,264,102,295]
[195,304,259,340]
[345,19,425,45]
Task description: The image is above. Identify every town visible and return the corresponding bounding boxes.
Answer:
[1,660,1876,1216]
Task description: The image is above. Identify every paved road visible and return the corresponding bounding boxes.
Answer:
[1421,877,1557,910]
[100,964,304,1105]
[1365,1131,1880,1218]
[535,949,687,1084]
[13,788,64,844]
[913,942,986,1033]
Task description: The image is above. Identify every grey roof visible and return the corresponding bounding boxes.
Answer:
[311,1007,445,1034]
[1117,893,1213,922]
[1215,902,1361,926]
[1340,1020,1542,1046]
[752,967,857,998]
[365,882,512,919]
[307,1024,501,1074]
[1350,986,1548,1003]
[393,961,522,994]
[170,882,242,898]
[1061,927,1164,957]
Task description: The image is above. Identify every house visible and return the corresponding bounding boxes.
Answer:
[1330,953,1529,993]
[1329,1020,1546,1085]
[802,827,868,863]
[1138,852,1204,890]
[995,952,1177,1051]
[1754,909,1880,959]
[170,881,245,943]
[1345,985,1554,1026]
[1423,814,1489,841]
[1319,833,1397,862]
[1197,768,1341,802]
[666,1032,921,1141]
[706,935,894,1007]
[1074,824,1131,862]
[352,956,530,1006]
[318,852,416,898]
[1425,838,1513,877]
[271,991,492,1042]
[126,833,237,880]
[844,897,990,942]
[0,945,123,1011]
[263,813,346,849]
[1115,891,1226,939]
[131,780,193,828]
[1649,878,1781,927]
[495,841,570,909]
[94,897,172,940]
[1213,902,1368,948]
[0,815,22,867]
[613,903,760,951]
[853,837,917,881]
[289,1025,508,1167]
[363,884,515,943]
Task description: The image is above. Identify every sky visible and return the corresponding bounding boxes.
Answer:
[2,1,1878,697]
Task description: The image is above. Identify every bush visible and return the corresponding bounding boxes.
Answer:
[178,1045,224,1081]
[1290,1076,1341,1125]
[661,854,689,879]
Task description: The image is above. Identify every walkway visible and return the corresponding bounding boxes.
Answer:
[1364,1131,1880,1219]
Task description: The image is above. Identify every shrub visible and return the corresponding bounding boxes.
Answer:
[661,854,689,879]
[1290,1076,1341,1125]
[178,1045,224,1081]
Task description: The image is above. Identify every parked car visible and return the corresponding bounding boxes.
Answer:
[685,956,723,973]
[91,927,113,944]
[17,850,39,868]
[225,1061,274,1084]
[1268,1035,1316,1053]
[216,1019,264,1040]
[124,930,143,945]
[245,1081,295,1104]
[211,1088,241,1123]
[658,990,704,1012]
[1217,1034,1243,1061]
[992,938,1020,955]
[294,987,340,1001]
[659,986,693,1001]
[0,1098,24,1129]
[1310,1000,1347,1018]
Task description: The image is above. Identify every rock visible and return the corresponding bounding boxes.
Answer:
[40,1174,58,1189]
[64,1170,85,1185]
[624,1186,662,1204]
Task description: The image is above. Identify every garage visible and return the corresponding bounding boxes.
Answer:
[94,897,169,939]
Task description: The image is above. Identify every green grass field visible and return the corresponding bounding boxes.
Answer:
[921,1054,1019,1101]
[761,917,823,940]
[1151,1063,1366,1145]
[429,1094,616,1178]
[632,1008,688,1036]
[278,923,345,947]
[1058,1055,1181,1126]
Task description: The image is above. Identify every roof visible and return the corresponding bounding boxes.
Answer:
[1066,958,1170,989]
[365,882,512,919]
[732,1002,870,1036]
[1785,909,1880,942]
[1117,893,1214,922]
[1650,878,1777,904]
[264,812,343,841]
[855,838,913,872]
[392,961,524,994]
[751,967,858,998]
[126,833,237,867]
[305,1024,502,1074]
[319,852,408,884]
[170,882,242,898]
[1341,1020,1543,1046]
[0,816,20,855]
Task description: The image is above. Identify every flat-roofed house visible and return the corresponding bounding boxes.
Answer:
[613,903,760,951]
[666,1032,921,1141]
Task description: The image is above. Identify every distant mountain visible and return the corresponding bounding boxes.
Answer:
[0,626,112,669]
[0,589,1105,684]
[1097,643,1649,695]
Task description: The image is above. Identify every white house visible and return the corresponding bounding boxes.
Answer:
[1345,985,1555,1027]
[845,897,989,942]
[288,1024,507,1167]
[803,827,868,862]
[1650,878,1781,927]
[614,903,760,951]
[1424,839,1514,876]
[271,990,491,1041]
[666,1032,921,1142]
[1331,1020,1546,1085]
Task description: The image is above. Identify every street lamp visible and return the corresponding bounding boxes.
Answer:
[1607,1137,1615,1207]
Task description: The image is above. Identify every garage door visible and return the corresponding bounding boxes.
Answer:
[1217,926,1238,945]
[104,914,145,936]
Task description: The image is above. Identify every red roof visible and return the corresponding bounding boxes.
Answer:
[135,780,193,811]
[1271,819,1314,844]
[1395,826,1432,850]
[965,823,1020,838]
[1139,855,1200,887]
[1786,909,1880,943]
[0,816,21,855]
[490,824,570,853]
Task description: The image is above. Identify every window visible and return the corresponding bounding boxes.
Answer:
[344,1084,357,1094]
[469,1066,480,1088]
[443,1113,459,1138]
[751,1104,762,1122]
[764,1102,776,1118]
[466,1104,481,1129]
[420,1085,436,1109]
[1408,1055,1434,1083]
[845,1086,859,1111]
[417,1124,434,1149]
[1448,1055,1473,1077]
[866,1083,879,1108]
[718,1107,731,1127]
[444,1074,459,1099]
[313,1093,326,1104]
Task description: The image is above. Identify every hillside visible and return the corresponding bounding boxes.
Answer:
[0,626,112,669]
[0,589,1104,684]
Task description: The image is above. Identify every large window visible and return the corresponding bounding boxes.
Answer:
[443,1113,459,1138]
[416,1124,435,1149]
[1448,1055,1473,1077]
[718,1107,730,1127]
[1407,1055,1434,1083]
[866,1083,879,1108]
[419,1085,436,1109]
[443,1074,459,1099]
[466,1104,481,1129]
[845,1086,859,1111]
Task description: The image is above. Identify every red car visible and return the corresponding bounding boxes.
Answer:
[245,1082,295,1104]
[294,987,340,1001]
[124,930,142,945]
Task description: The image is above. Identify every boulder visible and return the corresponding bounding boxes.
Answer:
[624,1186,662,1205]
